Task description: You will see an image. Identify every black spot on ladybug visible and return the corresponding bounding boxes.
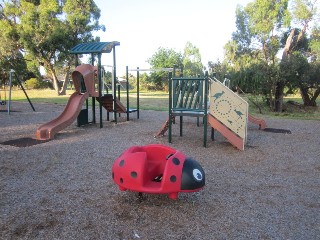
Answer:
[131,171,137,178]
[172,158,180,165]
[120,178,124,183]
[170,175,177,182]
[119,159,125,167]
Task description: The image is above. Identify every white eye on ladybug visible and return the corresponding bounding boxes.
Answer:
[193,169,203,181]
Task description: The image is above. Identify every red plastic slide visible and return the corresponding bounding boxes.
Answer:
[208,113,245,151]
[35,92,89,140]
[248,114,266,130]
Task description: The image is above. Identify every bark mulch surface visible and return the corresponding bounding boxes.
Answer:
[1,101,319,239]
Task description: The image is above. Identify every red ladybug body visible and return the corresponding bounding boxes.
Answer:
[112,144,205,199]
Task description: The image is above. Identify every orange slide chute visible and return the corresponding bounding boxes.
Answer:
[248,114,266,130]
[35,64,97,141]
[35,92,89,140]
[207,114,245,151]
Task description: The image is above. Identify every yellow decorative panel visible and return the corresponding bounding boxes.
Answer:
[209,80,248,140]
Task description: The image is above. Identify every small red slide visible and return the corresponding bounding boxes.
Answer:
[248,114,266,130]
[208,113,245,151]
[35,92,89,140]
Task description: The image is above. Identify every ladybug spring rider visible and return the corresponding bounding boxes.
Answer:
[112,144,205,199]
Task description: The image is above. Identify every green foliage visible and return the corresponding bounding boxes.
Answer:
[0,1,29,83]
[232,6,252,54]
[221,0,320,110]
[309,26,320,60]
[25,78,53,89]
[147,43,204,90]
[182,42,204,76]
[148,47,183,68]
[0,0,105,95]
[246,0,290,37]
[63,0,105,42]
[278,47,320,106]
[104,71,112,85]
[125,73,137,90]
[147,47,183,91]
[139,73,156,91]
[291,0,317,24]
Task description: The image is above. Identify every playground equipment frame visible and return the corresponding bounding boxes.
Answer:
[3,69,36,114]
[70,42,120,128]
[125,66,180,121]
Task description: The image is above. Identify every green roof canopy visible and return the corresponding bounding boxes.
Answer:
[70,41,120,54]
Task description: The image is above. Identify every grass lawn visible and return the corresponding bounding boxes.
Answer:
[3,88,319,120]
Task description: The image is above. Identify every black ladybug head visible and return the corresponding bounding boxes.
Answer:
[181,157,205,190]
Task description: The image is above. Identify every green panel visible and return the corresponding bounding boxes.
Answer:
[169,73,209,147]
[70,41,120,54]
[187,81,198,109]
[172,80,180,108]
[171,77,207,111]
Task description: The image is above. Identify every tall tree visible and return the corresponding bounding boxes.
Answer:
[147,47,183,90]
[0,0,104,95]
[0,1,29,82]
[278,0,319,110]
[182,42,204,76]
[224,0,320,111]
[281,51,320,106]
[246,0,290,111]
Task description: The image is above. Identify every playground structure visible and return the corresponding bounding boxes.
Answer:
[34,40,174,140]
[112,144,205,200]
[96,66,143,122]
[35,46,182,141]
[69,41,121,128]
[19,39,264,147]
[168,72,209,147]
[208,78,249,150]
[155,73,266,150]
[98,67,177,120]
[35,64,96,140]
[34,40,266,148]
[36,42,143,140]
[0,69,35,114]
[0,78,6,106]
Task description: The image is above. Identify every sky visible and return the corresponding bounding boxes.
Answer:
[93,0,252,75]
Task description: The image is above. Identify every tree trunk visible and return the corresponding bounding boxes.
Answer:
[300,86,320,107]
[278,18,310,112]
[310,87,320,106]
[281,29,296,61]
[59,64,71,95]
[51,73,60,95]
[274,81,285,112]
[268,91,274,110]
[275,29,297,112]
[46,63,60,95]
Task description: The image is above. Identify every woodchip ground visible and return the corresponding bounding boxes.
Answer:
[1,102,319,239]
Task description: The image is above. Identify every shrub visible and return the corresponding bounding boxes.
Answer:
[25,78,53,89]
